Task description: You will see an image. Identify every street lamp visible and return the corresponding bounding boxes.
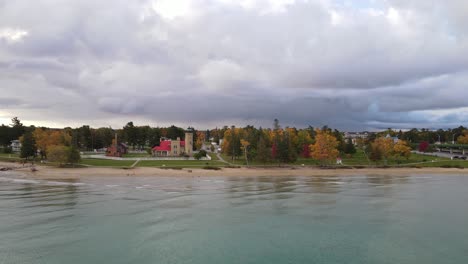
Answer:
[452,133,458,144]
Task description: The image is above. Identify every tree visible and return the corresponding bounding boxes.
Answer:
[309,129,339,165]
[68,145,81,165]
[123,122,138,149]
[194,150,207,160]
[393,140,412,162]
[33,128,71,158]
[344,138,356,155]
[20,132,36,160]
[370,143,383,164]
[240,139,250,165]
[47,145,69,165]
[372,137,394,165]
[256,136,270,164]
[10,117,25,140]
[457,130,468,144]
[418,141,430,152]
[195,131,206,150]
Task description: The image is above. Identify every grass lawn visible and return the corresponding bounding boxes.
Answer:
[80,159,135,167]
[137,160,226,168]
[221,150,454,167]
[122,153,152,158]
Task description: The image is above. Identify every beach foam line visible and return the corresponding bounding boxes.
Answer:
[0,177,86,186]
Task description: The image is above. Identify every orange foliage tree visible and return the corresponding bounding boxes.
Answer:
[309,129,339,165]
[457,130,468,144]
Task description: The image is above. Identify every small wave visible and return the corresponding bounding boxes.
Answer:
[0,177,85,187]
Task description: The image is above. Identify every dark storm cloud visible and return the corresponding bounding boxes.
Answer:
[0,0,467,129]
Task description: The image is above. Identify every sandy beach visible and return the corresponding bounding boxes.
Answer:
[1,161,467,179]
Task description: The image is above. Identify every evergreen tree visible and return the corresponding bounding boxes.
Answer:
[256,137,270,164]
[20,132,36,159]
[67,145,81,164]
[344,138,356,155]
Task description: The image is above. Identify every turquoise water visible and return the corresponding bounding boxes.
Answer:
[1,173,468,264]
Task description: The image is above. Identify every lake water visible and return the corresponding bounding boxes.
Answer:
[1,172,468,264]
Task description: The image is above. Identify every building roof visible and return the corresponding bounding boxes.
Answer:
[152,140,185,151]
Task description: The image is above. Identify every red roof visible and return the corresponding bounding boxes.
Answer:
[152,140,185,151]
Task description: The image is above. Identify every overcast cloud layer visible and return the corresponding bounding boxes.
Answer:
[1,0,467,130]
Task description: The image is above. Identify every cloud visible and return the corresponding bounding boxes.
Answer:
[0,0,467,130]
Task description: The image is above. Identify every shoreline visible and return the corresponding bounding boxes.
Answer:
[1,161,467,179]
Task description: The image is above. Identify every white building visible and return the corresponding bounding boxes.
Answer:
[10,140,21,152]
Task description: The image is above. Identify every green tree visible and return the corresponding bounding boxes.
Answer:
[123,122,138,149]
[67,145,81,164]
[344,138,356,155]
[20,131,36,159]
[10,117,25,141]
[194,150,207,160]
[256,136,270,164]
[47,145,69,165]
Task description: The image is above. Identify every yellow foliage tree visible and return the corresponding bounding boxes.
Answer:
[195,131,206,150]
[33,128,72,158]
[240,139,250,165]
[309,129,339,165]
[372,137,394,165]
[393,140,412,160]
[457,130,468,144]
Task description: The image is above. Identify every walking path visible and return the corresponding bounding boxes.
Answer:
[130,159,140,168]
[216,153,233,165]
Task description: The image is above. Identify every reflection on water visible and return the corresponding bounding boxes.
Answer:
[1,172,468,264]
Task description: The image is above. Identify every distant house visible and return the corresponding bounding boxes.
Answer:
[385,134,399,143]
[152,131,193,157]
[10,140,21,152]
[106,142,128,157]
[344,132,369,145]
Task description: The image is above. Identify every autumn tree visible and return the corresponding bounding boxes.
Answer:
[47,145,69,165]
[370,143,383,164]
[33,128,72,159]
[297,130,313,158]
[418,141,430,152]
[372,137,394,165]
[310,129,339,165]
[457,130,468,144]
[240,139,250,165]
[393,140,412,162]
[195,131,206,150]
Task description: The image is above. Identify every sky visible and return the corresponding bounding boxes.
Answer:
[0,0,467,131]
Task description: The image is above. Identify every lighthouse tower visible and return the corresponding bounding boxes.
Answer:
[184,129,193,155]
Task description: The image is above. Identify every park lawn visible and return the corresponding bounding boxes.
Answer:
[80,158,135,167]
[123,153,152,158]
[137,160,226,168]
[208,152,219,161]
[0,153,19,158]
[340,150,449,166]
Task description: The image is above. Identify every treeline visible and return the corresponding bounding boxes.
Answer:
[1,117,467,165]
[218,120,467,165]
[218,119,357,165]
[0,118,201,163]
